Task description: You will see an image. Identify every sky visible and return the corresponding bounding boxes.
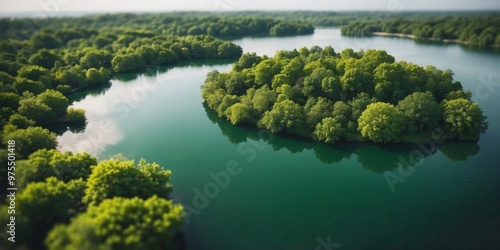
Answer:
[0,0,499,15]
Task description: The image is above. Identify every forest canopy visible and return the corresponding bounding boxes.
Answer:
[202,46,487,143]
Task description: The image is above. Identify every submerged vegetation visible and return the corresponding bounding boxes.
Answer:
[202,46,487,143]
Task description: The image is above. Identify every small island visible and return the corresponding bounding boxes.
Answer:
[202,46,487,143]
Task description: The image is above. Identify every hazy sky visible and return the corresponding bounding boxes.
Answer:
[1,0,499,14]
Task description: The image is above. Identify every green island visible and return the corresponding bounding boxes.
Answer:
[0,10,496,250]
[202,46,487,143]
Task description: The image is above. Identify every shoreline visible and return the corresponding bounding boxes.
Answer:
[372,32,469,45]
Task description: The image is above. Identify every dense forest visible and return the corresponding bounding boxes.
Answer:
[0,13,314,40]
[0,13,314,250]
[341,14,500,47]
[202,46,487,144]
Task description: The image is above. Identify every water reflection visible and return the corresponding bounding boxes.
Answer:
[438,141,480,161]
[203,102,481,173]
[57,61,237,155]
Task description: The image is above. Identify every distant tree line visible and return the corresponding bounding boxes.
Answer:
[0,13,314,41]
[341,15,500,47]
[202,46,487,144]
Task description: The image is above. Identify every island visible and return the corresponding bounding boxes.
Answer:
[202,46,487,143]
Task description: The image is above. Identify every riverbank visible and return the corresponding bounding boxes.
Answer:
[372,32,470,45]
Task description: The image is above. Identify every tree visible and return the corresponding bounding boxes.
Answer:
[28,48,60,69]
[8,113,35,129]
[443,98,486,140]
[321,76,342,101]
[80,50,112,69]
[260,100,304,134]
[66,107,87,123]
[0,92,20,110]
[0,177,85,248]
[217,41,243,58]
[358,102,406,143]
[31,32,61,49]
[17,149,96,189]
[17,65,50,81]
[233,52,262,71]
[18,97,56,124]
[254,59,281,87]
[313,117,343,144]
[13,77,46,95]
[156,49,179,65]
[111,53,144,73]
[2,126,57,157]
[332,101,352,125]
[224,72,247,95]
[340,68,372,99]
[397,92,442,134]
[226,103,252,125]
[83,158,173,205]
[349,92,377,121]
[302,67,334,97]
[37,89,70,118]
[304,97,333,131]
[252,85,276,114]
[45,196,184,250]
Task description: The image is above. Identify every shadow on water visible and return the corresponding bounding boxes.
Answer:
[203,102,482,173]
[45,121,87,136]
[67,81,112,103]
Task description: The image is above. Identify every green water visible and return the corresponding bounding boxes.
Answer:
[59,29,500,249]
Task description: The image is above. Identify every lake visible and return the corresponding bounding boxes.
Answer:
[58,28,500,249]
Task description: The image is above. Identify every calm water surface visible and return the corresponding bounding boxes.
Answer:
[58,29,500,249]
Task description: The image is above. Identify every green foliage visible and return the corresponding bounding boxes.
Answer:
[66,107,87,123]
[397,92,442,134]
[2,126,57,157]
[46,196,184,250]
[341,14,500,48]
[17,97,56,124]
[202,46,486,143]
[358,102,407,143]
[443,98,487,140]
[17,149,96,189]
[17,89,69,124]
[37,89,70,118]
[260,100,304,134]
[0,177,85,248]
[17,65,50,81]
[84,158,173,205]
[13,77,46,94]
[28,49,61,69]
[8,113,35,129]
[313,117,343,144]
